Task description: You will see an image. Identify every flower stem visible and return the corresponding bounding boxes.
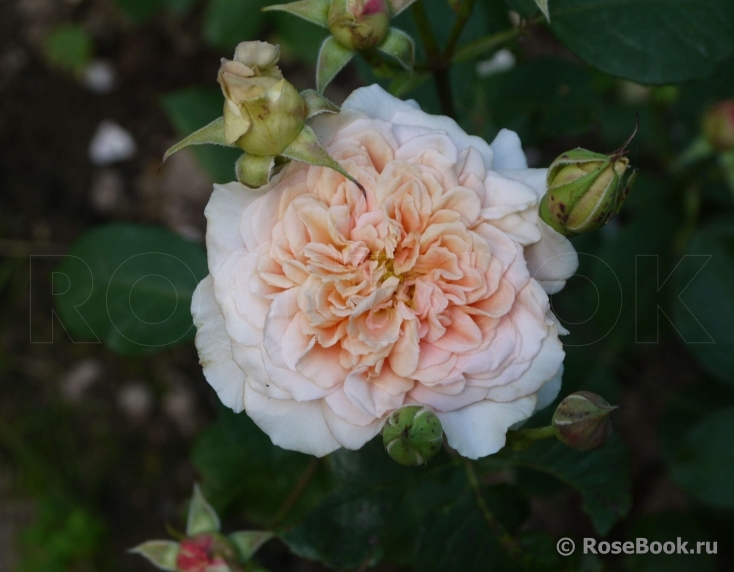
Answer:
[268,457,320,530]
[505,425,557,449]
[410,2,455,118]
[444,0,478,61]
[463,459,519,555]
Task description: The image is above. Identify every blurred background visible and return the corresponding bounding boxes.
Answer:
[1,0,734,570]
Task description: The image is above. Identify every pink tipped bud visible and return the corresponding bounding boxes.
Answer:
[328,0,391,51]
[177,534,242,572]
[703,100,734,152]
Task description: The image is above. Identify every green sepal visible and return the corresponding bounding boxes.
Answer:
[229,531,275,562]
[535,0,550,22]
[301,89,340,119]
[186,484,221,536]
[262,0,329,27]
[545,168,613,236]
[236,154,276,188]
[377,28,415,70]
[129,541,180,571]
[162,117,233,164]
[316,36,355,93]
[615,169,637,214]
[546,148,609,186]
[281,125,362,190]
[387,0,419,16]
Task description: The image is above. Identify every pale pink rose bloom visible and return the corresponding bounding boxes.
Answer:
[191,85,578,459]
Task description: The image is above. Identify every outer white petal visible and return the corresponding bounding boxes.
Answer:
[191,276,246,413]
[321,401,384,450]
[244,384,340,457]
[534,364,563,412]
[498,168,547,199]
[205,182,264,276]
[437,395,537,459]
[343,84,495,168]
[524,221,579,294]
[489,129,528,170]
[342,84,421,122]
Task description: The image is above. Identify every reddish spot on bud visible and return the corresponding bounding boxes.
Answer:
[363,0,388,15]
[177,535,238,572]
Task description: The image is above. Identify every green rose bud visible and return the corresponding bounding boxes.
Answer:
[552,391,617,451]
[218,41,305,157]
[540,148,635,237]
[703,100,734,152]
[383,405,443,466]
[328,0,391,51]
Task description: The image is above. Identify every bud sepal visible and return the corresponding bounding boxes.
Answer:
[383,405,443,466]
[552,391,618,451]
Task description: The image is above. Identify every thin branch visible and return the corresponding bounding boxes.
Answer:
[268,457,320,530]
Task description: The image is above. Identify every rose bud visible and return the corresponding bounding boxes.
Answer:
[552,391,617,451]
[539,147,636,237]
[328,0,391,51]
[383,405,443,466]
[176,533,242,572]
[218,41,305,157]
[703,100,734,152]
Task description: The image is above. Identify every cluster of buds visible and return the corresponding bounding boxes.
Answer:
[383,405,444,466]
[539,125,638,237]
[265,0,417,92]
[162,41,362,190]
[131,485,272,572]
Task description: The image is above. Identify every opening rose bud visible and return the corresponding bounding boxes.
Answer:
[328,0,391,51]
[552,391,617,451]
[540,148,635,237]
[383,405,443,466]
[177,534,242,572]
[703,100,734,152]
[218,41,305,157]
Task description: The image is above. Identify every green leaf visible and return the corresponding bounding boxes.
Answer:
[44,25,93,75]
[204,0,270,51]
[187,484,221,536]
[507,438,631,535]
[162,88,242,183]
[280,440,463,569]
[672,221,734,386]
[670,407,734,509]
[129,541,179,571]
[377,28,415,70]
[414,493,567,571]
[54,224,207,355]
[263,0,329,27]
[236,154,275,188]
[549,0,734,84]
[162,0,198,15]
[116,0,163,23]
[191,406,329,525]
[624,513,717,572]
[229,531,274,562]
[316,36,355,93]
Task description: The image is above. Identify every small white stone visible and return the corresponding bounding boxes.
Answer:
[89,120,136,166]
[476,49,516,78]
[90,169,125,214]
[83,60,116,94]
[117,381,153,419]
[60,359,103,403]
